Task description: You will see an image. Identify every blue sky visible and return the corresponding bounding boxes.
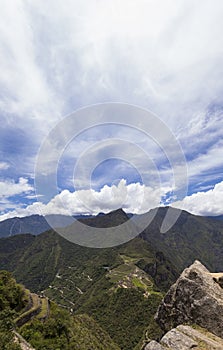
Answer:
[0,0,223,220]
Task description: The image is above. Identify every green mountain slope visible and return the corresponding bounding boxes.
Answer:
[1,207,223,349]
[139,207,223,271]
[0,230,175,349]
[0,270,27,350]
[0,234,35,271]
[20,304,120,350]
[0,271,120,350]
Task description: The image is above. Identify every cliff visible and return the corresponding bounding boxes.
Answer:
[145,260,223,349]
[155,260,223,337]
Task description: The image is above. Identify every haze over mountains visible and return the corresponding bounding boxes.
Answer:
[1,206,223,238]
[0,213,93,238]
[1,206,223,272]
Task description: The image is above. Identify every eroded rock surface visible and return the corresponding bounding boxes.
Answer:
[155,260,223,338]
[145,325,223,350]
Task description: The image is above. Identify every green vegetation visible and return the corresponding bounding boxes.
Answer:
[108,257,154,294]
[0,208,223,349]
[78,282,163,349]
[0,270,25,312]
[0,265,163,349]
[15,293,40,326]
[20,302,120,350]
[0,271,120,350]
[140,207,223,273]
[0,231,176,349]
[0,271,25,350]
[36,297,49,319]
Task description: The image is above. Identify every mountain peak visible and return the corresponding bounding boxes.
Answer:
[79,208,129,228]
[105,207,128,217]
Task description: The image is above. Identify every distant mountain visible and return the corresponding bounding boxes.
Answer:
[1,207,223,271]
[139,206,223,271]
[78,208,129,227]
[0,215,51,238]
[0,213,93,238]
[208,214,223,221]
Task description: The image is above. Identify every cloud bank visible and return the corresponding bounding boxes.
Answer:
[0,179,170,221]
[173,181,223,216]
[1,178,223,221]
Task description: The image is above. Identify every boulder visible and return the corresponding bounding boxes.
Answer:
[145,325,223,350]
[155,260,223,338]
[160,328,197,349]
[144,340,166,349]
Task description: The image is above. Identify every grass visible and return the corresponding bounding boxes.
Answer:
[108,259,154,295]
[15,293,40,325]
[36,298,49,320]
[191,324,223,343]
[120,254,140,264]
[108,264,134,283]
[132,277,146,290]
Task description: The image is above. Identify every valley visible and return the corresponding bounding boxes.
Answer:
[0,207,223,349]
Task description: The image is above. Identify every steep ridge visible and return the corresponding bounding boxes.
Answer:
[139,206,223,271]
[78,208,129,227]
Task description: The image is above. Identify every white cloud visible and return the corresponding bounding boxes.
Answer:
[0,0,63,132]
[0,179,171,221]
[1,178,223,221]
[1,0,223,126]
[0,177,33,198]
[173,180,223,216]
[0,0,223,217]
[0,162,10,170]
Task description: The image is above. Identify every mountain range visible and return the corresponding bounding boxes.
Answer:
[1,206,223,349]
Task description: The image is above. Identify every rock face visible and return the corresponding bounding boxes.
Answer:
[155,260,223,338]
[145,325,223,350]
[211,272,223,288]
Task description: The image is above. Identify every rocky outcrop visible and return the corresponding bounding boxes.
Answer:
[145,325,223,349]
[210,272,223,288]
[154,260,223,338]
[13,330,36,350]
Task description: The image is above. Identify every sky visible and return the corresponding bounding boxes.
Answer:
[0,0,223,221]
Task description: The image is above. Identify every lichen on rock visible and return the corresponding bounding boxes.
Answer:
[155,260,223,338]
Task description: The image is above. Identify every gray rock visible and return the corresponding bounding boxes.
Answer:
[144,340,166,349]
[177,325,223,349]
[155,260,223,338]
[160,328,197,349]
[144,325,223,350]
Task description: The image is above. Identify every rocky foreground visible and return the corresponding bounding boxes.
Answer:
[144,260,223,349]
